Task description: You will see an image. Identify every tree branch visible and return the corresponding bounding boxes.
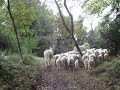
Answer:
[55,0,71,33]
[64,0,74,34]
[7,0,23,62]
[63,0,82,56]
[55,0,82,57]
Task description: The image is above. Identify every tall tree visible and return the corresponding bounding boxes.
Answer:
[84,0,120,15]
[74,18,87,44]
[7,0,23,62]
[30,0,55,56]
[55,0,82,56]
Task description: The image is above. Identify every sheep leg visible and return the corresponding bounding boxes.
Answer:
[45,59,48,66]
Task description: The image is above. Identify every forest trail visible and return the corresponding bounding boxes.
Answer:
[31,65,109,90]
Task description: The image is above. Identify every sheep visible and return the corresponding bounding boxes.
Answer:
[89,48,95,53]
[55,54,68,70]
[88,57,95,71]
[44,48,54,66]
[103,49,109,54]
[81,42,90,51]
[67,56,75,68]
[82,50,87,55]
[94,50,99,59]
[56,57,62,70]
[97,49,105,61]
[84,58,89,70]
[52,54,61,66]
[68,50,76,54]
[82,50,90,62]
[89,53,96,60]
[104,53,109,60]
[100,52,104,61]
[73,42,90,52]
[60,56,68,69]
[97,54,102,63]
[75,59,79,69]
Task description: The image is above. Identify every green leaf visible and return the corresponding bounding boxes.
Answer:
[0,0,4,6]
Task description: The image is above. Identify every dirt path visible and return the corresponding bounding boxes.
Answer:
[31,65,109,90]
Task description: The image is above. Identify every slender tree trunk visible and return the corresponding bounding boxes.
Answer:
[7,0,23,63]
[55,0,82,56]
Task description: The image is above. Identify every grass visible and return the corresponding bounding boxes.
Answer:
[2,54,45,65]
[0,53,44,90]
[88,57,120,90]
[1,53,120,90]
[30,55,45,63]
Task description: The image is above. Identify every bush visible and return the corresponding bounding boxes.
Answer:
[20,31,39,54]
[0,29,17,52]
[107,60,120,79]
[23,54,36,65]
[114,85,120,90]
[0,54,42,90]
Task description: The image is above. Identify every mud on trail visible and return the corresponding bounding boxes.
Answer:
[31,65,109,90]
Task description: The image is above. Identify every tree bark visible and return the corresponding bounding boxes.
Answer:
[55,0,82,56]
[7,0,23,63]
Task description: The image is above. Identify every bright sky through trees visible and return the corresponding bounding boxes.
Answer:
[41,0,112,32]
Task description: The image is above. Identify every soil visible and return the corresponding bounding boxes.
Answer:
[31,65,110,90]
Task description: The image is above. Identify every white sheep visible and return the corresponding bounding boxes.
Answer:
[52,54,61,66]
[60,56,68,69]
[56,57,62,70]
[88,57,95,71]
[97,49,105,61]
[44,48,54,66]
[97,54,102,63]
[89,53,96,60]
[104,53,109,60]
[73,42,90,52]
[75,59,79,69]
[67,56,75,68]
[94,50,99,59]
[103,49,109,54]
[82,51,90,62]
[84,58,89,70]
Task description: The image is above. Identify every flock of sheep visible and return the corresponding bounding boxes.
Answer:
[44,42,109,72]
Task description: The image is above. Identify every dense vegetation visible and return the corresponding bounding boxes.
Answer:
[0,0,120,89]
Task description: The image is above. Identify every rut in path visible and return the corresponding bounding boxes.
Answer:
[31,65,109,90]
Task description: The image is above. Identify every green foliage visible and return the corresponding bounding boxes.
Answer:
[0,0,54,89]
[30,2,55,56]
[114,85,120,90]
[84,0,112,14]
[83,0,120,15]
[74,19,87,44]
[56,16,73,50]
[20,31,39,54]
[0,29,17,52]
[11,0,37,27]
[0,55,42,89]
[98,59,120,79]
[55,16,87,51]
[82,0,120,50]
[0,0,40,54]
[0,0,4,6]
[56,16,71,39]
[96,14,120,54]
[107,60,120,79]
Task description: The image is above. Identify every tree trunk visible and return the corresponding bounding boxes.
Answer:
[7,0,23,63]
[71,34,82,55]
[55,0,82,56]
